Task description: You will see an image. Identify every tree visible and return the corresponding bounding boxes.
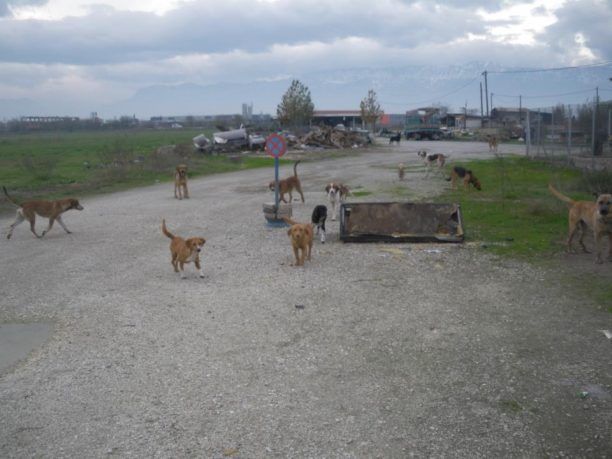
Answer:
[360,89,383,132]
[276,80,314,129]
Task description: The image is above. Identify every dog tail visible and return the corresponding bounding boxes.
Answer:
[161,219,175,239]
[2,186,20,207]
[548,183,574,205]
[293,160,301,177]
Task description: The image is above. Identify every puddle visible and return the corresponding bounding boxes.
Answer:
[0,323,53,374]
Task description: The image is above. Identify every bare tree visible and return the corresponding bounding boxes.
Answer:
[276,80,314,129]
[360,89,383,132]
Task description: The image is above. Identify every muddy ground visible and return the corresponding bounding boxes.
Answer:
[0,140,611,457]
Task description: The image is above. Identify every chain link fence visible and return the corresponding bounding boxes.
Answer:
[524,101,612,170]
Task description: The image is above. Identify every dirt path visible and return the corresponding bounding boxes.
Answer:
[1,140,610,457]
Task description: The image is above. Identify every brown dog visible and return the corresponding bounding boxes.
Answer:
[549,184,612,263]
[398,163,405,181]
[269,160,305,203]
[488,135,498,152]
[174,164,189,200]
[447,166,481,191]
[283,217,313,266]
[162,219,206,278]
[3,186,83,239]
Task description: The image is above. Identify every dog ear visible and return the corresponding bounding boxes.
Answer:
[325,184,330,192]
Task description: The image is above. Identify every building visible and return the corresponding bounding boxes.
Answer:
[311,110,363,128]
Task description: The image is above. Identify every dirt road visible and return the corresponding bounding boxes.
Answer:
[1,140,610,457]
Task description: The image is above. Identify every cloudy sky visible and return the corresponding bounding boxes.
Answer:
[1,0,611,118]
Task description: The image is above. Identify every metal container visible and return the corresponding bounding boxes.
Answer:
[339,202,464,243]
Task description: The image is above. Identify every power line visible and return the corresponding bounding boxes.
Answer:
[380,75,480,106]
[487,60,612,75]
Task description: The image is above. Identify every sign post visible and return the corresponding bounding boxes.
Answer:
[265,134,288,220]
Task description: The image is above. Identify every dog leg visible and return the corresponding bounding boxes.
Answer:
[27,214,41,238]
[179,262,187,278]
[297,187,305,203]
[183,184,189,199]
[292,246,300,266]
[195,257,204,278]
[55,216,72,234]
[7,210,26,239]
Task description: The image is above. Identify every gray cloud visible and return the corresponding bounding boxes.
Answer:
[0,0,47,16]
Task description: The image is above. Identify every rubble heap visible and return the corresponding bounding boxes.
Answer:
[299,126,371,149]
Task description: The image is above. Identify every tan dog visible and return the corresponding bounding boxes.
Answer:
[447,166,481,191]
[174,164,189,200]
[269,160,305,203]
[161,219,206,278]
[488,135,498,152]
[549,184,612,263]
[283,217,313,266]
[3,186,83,239]
[398,163,405,181]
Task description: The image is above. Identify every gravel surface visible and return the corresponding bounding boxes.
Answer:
[1,140,611,457]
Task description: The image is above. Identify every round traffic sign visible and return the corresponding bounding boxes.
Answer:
[265,134,287,158]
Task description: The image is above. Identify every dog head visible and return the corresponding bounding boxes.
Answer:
[469,174,482,191]
[176,164,188,178]
[186,237,206,253]
[596,193,612,217]
[326,182,340,198]
[417,150,427,159]
[68,199,84,211]
[287,223,312,243]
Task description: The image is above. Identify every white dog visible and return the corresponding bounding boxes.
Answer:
[325,182,349,221]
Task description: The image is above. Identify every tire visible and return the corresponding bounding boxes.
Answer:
[431,132,441,140]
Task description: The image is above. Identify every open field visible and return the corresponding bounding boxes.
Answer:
[0,128,278,214]
[1,139,611,457]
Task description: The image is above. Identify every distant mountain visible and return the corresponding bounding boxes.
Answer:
[1,62,609,120]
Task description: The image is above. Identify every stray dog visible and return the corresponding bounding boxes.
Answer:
[446,166,482,191]
[418,151,446,170]
[325,182,349,220]
[548,184,612,263]
[269,160,305,203]
[283,217,313,266]
[174,164,189,200]
[398,163,406,181]
[311,205,328,243]
[389,132,401,144]
[488,135,498,152]
[161,219,206,278]
[3,186,83,239]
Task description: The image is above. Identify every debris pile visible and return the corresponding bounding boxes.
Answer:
[299,126,371,149]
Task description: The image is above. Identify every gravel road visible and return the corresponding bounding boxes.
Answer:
[1,140,611,457]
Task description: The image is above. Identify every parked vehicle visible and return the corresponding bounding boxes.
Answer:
[404,108,444,140]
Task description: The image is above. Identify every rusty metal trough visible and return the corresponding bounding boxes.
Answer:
[339,202,464,243]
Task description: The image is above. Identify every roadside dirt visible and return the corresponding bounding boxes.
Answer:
[0,140,610,457]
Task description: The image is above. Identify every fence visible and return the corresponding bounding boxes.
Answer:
[525,101,612,169]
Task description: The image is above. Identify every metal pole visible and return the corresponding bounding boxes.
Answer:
[526,110,531,157]
[591,88,598,168]
[479,82,484,121]
[482,71,489,119]
[567,105,572,164]
[274,156,279,215]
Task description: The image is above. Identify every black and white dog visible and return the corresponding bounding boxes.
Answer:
[311,205,328,243]
[325,182,349,221]
[389,132,401,144]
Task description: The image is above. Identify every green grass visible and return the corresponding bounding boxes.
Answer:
[435,155,591,259]
[0,128,282,211]
[352,190,373,197]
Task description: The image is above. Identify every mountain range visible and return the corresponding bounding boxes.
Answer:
[1,62,609,120]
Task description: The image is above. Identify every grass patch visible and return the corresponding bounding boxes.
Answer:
[0,129,282,212]
[499,399,523,413]
[435,155,594,260]
[352,189,373,197]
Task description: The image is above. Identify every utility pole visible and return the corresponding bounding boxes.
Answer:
[519,95,522,124]
[480,82,484,121]
[592,87,598,166]
[482,71,489,120]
